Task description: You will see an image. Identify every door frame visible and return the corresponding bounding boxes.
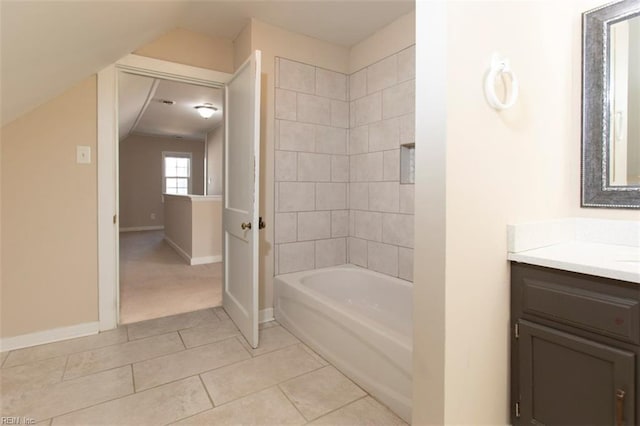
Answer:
[97,54,232,330]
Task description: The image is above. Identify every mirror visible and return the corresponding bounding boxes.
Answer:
[582,0,640,208]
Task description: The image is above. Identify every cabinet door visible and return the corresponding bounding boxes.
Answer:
[518,321,635,425]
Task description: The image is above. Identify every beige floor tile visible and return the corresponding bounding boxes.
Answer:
[1,356,66,396]
[173,386,305,426]
[200,343,323,405]
[3,328,128,368]
[64,332,184,380]
[51,376,211,426]
[133,338,250,391]
[239,325,300,356]
[213,307,230,321]
[3,366,133,422]
[299,344,329,366]
[127,308,219,341]
[279,366,366,420]
[309,396,407,425]
[179,319,240,348]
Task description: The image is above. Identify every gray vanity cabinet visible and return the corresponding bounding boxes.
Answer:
[511,263,639,425]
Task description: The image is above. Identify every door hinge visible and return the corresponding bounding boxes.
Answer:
[113,214,117,224]
[515,401,521,418]
[259,216,266,230]
[514,322,520,339]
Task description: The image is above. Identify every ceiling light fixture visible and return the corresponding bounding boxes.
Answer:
[194,103,217,119]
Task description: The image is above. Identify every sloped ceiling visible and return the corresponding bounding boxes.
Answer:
[1,1,414,126]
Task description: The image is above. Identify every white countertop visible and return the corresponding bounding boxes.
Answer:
[508,241,640,283]
[508,218,640,284]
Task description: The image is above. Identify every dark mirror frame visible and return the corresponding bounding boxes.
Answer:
[582,0,640,208]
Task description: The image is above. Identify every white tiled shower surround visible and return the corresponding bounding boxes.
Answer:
[275,46,415,281]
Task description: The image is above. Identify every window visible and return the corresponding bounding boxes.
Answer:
[163,152,192,195]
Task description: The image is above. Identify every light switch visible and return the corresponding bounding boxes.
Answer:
[76,146,91,164]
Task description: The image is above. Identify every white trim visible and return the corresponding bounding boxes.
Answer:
[119,226,164,233]
[164,236,192,263]
[0,322,99,352]
[191,255,222,265]
[98,55,233,330]
[259,308,274,324]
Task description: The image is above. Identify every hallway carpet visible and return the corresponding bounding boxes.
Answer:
[119,230,222,324]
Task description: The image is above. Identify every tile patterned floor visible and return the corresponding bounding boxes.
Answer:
[0,308,406,425]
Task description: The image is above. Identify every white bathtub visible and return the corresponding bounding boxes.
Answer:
[274,265,412,422]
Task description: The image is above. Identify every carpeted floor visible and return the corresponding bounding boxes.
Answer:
[119,230,222,324]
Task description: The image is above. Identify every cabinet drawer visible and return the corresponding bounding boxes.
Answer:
[522,278,640,344]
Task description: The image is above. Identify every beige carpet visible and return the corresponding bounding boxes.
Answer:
[119,230,222,324]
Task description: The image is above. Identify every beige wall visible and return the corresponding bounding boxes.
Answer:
[349,11,416,73]
[119,133,205,229]
[192,199,222,259]
[163,195,193,257]
[239,19,350,310]
[1,77,98,337]
[134,28,234,73]
[0,29,233,339]
[413,1,639,424]
[206,126,223,196]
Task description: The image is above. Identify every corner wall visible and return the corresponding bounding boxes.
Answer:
[413,1,637,423]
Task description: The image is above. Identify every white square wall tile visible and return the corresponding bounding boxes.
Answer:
[399,113,415,144]
[383,79,415,119]
[316,183,347,210]
[348,237,367,267]
[315,238,347,268]
[382,213,414,248]
[367,55,398,94]
[316,68,347,101]
[354,210,383,242]
[275,89,297,120]
[298,93,331,126]
[369,182,399,212]
[278,182,315,212]
[349,69,367,100]
[355,92,382,126]
[367,241,398,277]
[278,58,315,94]
[349,125,368,155]
[365,152,384,182]
[275,213,297,244]
[279,241,315,274]
[399,184,414,214]
[369,118,400,152]
[279,120,315,152]
[275,151,297,182]
[397,45,416,82]
[330,100,349,129]
[316,126,347,155]
[399,247,414,281]
[383,150,400,181]
[331,210,349,238]
[298,153,330,182]
[298,211,331,241]
[331,155,349,182]
[349,183,368,210]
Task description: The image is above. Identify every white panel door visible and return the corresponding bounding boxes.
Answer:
[223,51,261,348]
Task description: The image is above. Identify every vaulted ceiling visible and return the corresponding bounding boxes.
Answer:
[0,1,414,126]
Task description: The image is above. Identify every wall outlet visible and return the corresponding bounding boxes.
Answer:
[76,146,91,164]
[150,213,156,220]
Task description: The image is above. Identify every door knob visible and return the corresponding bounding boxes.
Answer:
[241,222,252,230]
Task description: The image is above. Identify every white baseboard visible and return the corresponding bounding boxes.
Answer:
[120,226,164,232]
[0,321,100,352]
[164,236,192,263]
[259,308,274,323]
[191,255,222,265]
